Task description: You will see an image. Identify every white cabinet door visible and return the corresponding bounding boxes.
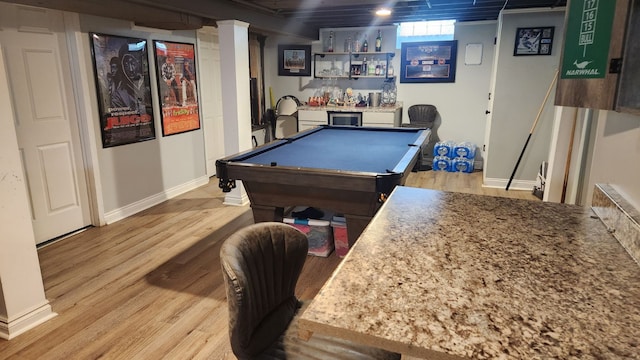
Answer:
[298,110,327,132]
[363,109,401,127]
[298,121,322,131]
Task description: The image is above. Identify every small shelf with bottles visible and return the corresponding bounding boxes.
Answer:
[314,25,397,80]
[314,52,395,80]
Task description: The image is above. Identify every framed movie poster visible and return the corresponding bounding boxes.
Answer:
[90,33,156,148]
[153,40,201,136]
[278,44,311,76]
[400,40,458,83]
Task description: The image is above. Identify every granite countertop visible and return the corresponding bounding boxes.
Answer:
[298,186,640,359]
[298,102,402,113]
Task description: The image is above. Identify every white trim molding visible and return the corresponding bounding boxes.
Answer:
[104,176,210,224]
[0,303,57,340]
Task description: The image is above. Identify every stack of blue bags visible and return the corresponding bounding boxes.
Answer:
[433,141,476,173]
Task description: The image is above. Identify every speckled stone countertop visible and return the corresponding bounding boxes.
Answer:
[298,102,402,113]
[298,186,640,359]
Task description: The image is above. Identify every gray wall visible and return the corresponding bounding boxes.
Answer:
[485,9,565,183]
[79,15,206,213]
[587,110,640,210]
[397,21,497,162]
[265,21,497,163]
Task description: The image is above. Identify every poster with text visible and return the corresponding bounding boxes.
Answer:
[153,40,201,136]
[90,33,156,148]
[400,40,457,83]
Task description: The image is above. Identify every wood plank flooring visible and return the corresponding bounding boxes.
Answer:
[0,171,536,360]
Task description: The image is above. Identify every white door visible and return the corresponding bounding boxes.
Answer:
[0,4,91,244]
[197,27,225,177]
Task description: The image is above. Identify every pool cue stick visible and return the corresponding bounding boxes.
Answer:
[561,107,579,203]
[506,69,559,191]
[269,87,275,109]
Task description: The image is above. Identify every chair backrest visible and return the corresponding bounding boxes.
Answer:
[220,222,308,359]
[408,104,437,128]
[276,96,300,116]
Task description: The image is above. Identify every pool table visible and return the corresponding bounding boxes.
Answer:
[216,125,430,245]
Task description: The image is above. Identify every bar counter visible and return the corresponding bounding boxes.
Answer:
[298,186,640,359]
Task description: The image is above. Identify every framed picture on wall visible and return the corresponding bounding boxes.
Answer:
[278,44,311,76]
[400,40,458,83]
[89,33,156,148]
[153,40,201,136]
[514,27,555,56]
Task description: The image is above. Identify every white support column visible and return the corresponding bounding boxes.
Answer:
[218,20,251,206]
[0,47,56,340]
[545,106,586,204]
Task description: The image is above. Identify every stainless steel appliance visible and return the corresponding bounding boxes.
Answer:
[327,111,362,126]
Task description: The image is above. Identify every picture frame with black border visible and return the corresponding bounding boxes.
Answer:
[514,27,555,56]
[400,40,458,83]
[89,33,156,148]
[278,44,311,76]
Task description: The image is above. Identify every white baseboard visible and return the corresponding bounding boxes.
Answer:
[0,303,57,340]
[104,176,210,224]
[483,177,536,192]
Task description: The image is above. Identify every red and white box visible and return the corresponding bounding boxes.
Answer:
[331,216,350,257]
[283,217,334,257]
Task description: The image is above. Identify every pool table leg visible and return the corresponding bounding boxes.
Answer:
[344,214,371,248]
[251,204,285,223]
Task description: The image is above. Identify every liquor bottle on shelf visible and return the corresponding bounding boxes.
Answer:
[375,30,382,52]
[368,58,375,75]
[327,31,334,52]
[362,35,369,52]
[354,32,361,52]
[344,36,352,52]
[362,57,367,76]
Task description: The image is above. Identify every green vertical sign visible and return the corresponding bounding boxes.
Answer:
[561,0,616,79]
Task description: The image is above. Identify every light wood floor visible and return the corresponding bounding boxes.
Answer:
[0,171,535,360]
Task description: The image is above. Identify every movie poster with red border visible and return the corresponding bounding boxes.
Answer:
[153,40,201,136]
[90,33,156,148]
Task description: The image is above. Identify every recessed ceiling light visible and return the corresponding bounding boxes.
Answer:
[375,8,392,16]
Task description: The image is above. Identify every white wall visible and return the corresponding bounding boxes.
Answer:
[264,22,497,164]
[586,110,640,210]
[397,21,497,162]
[78,15,207,215]
[264,35,316,108]
[485,9,565,187]
[264,27,400,110]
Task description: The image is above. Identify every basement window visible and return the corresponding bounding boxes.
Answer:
[396,20,455,48]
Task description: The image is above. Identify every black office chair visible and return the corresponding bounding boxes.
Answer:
[402,105,437,171]
[220,222,401,360]
[404,104,437,129]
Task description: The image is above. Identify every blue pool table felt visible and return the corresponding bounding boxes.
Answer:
[240,128,421,173]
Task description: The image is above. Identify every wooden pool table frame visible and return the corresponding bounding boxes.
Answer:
[216,126,430,245]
